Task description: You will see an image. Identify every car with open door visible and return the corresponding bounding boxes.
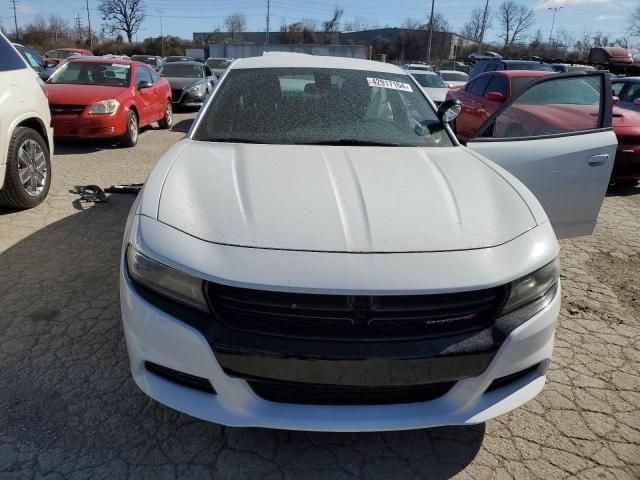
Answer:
[120,54,615,431]
[45,58,173,147]
[449,70,639,183]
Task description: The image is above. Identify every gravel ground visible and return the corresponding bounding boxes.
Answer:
[0,113,638,479]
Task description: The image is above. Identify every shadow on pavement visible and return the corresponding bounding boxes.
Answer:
[171,118,194,134]
[0,195,484,479]
[607,181,640,197]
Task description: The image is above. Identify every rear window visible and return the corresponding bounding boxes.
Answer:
[0,36,26,72]
[194,67,453,148]
[411,73,447,88]
[439,72,468,82]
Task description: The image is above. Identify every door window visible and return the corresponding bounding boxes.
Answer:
[479,76,603,139]
[468,75,491,96]
[135,65,153,85]
[620,84,640,102]
[611,82,625,97]
[485,76,507,96]
[0,36,26,71]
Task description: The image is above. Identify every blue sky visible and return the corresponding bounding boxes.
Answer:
[1,0,635,43]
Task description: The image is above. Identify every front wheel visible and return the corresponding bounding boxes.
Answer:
[0,126,51,209]
[120,110,139,147]
[158,101,173,129]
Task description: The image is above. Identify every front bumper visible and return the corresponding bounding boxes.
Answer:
[121,268,560,432]
[172,90,205,107]
[613,144,640,180]
[51,113,125,139]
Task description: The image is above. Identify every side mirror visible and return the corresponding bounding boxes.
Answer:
[612,96,620,105]
[137,80,153,89]
[485,91,505,102]
[436,98,462,123]
[634,98,640,106]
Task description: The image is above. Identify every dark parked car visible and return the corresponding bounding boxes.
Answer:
[159,61,215,108]
[164,56,195,63]
[205,57,234,78]
[612,77,640,112]
[131,55,164,71]
[469,59,555,79]
[13,43,53,80]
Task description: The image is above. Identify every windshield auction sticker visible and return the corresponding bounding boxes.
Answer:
[367,77,413,92]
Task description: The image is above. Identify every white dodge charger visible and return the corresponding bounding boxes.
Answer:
[120,54,616,431]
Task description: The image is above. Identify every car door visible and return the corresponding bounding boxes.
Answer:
[457,75,492,142]
[466,72,616,239]
[144,67,165,120]
[136,65,157,126]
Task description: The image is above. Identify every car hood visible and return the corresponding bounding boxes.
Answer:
[45,83,128,105]
[156,143,536,253]
[422,87,448,102]
[164,77,203,90]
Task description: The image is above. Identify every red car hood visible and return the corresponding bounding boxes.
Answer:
[45,83,129,105]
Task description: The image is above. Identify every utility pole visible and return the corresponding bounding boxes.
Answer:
[547,7,562,48]
[155,9,165,57]
[85,0,92,49]
[74,13,82,43]
[9,0,18,40]
[426,0,435,65]
[265,0,270,47]
[478,0,490,52]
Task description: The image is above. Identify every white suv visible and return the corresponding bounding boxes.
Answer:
[0,32,53,209]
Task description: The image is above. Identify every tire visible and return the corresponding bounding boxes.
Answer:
[0,126,51,209]
[158,100,173,129]
[120,110,139,147]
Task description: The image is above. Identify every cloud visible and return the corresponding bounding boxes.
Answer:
[16,3,34,15]
[593,14,623,20]
[535,0,613,9]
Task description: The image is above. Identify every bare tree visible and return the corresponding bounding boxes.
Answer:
[322,6,343,44]
[402,17,422,30]
[48,15,70,42]
[98,0,144,42]
[629,6,640,38]
[591,32,610,47]
[461,6,492,42]
[280,19,316,44]
[225,13,247,41]
[498,0,534,46]
[427,12,450,32]
[614,36,630,49]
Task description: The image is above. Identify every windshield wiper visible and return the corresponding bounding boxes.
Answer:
[303,139,401,146]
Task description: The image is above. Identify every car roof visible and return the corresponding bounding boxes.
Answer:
[475,70,552,79]
[437,70,468,74]
[232,54,404,74]
[67,57,138,66]
[163,60,203,66]
[408,70,437,76]
[612,77,640,83]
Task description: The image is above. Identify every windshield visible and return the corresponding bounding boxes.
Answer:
[194,67,453,147]
[131,55,149,61]
[207,59,232,69]
[44,50,79,59]
[161,63,202,78]
[48,62,131,87]
[412,73,447,88]
[439,72,468,82]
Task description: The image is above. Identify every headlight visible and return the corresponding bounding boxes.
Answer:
[501,258,560,314]
[126,244,208,312]
[89,99,120,115]
[186,83,205,94]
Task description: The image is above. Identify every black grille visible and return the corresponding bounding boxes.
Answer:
[171,89,183,101]
[206,283,508,340]
[49,104,85,115]
[249,379,455,405]
[145,361,216,394]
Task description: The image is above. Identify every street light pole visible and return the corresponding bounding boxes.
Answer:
[426,0,435,65]
[547,7,562,48]
[265,0,270,47]
[155,9,165,57]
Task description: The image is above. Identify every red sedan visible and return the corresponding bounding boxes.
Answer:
[45,58,173,147]
[447,70,640,182]
[43,48,93,67]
